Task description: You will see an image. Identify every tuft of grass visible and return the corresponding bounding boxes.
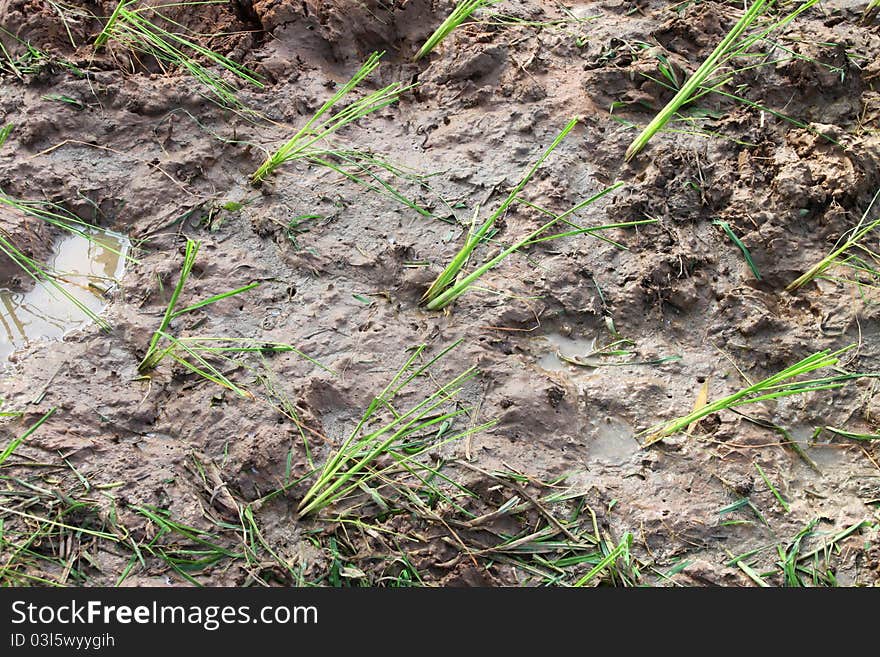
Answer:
[298,342,494,517]
[415,0,503,61]
[422,119,647,310]
[573,533,634,587]
[94,1,264,110]
[641,346,868,446]
[787,188,880,291]
[251,52,412,184]
[138,238,325,396]
[625,0,820,161]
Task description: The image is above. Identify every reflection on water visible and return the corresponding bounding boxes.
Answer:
[0,230,129,361]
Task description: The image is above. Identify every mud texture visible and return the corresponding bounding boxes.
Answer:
[0,0,879,586]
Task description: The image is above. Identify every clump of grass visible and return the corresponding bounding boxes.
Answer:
[0,29,50,79]
[641,346,867,446]
[298,342,494,517]
[787,188,880,291]
[94,1,263,110]
[138,238,324,396]
[251,52,411,184]
[415,0,503,61]
[118,505,240,586]
[625,0,820,161]
[423,118,648,310]
[776,519,868,587]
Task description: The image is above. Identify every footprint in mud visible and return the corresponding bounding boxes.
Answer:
[0,229,129,362]
[533,331,599,373]
[586,416,640,466]
[530,331,640,465]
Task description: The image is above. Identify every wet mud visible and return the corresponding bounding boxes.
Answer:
[0,0,878,586]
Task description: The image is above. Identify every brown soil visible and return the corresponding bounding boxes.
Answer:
[0,0,879,586]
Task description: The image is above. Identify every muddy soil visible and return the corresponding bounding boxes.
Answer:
[0,0,879,586]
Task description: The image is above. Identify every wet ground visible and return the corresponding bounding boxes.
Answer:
[0,228,128,360]
[0,0,878,586]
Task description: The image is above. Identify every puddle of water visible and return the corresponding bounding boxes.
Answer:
[0,229,129,361]
[535,331,597,372]
[587,416,639,465]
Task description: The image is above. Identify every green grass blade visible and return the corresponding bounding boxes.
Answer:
[139,238,200,372]
[0,409,55,467]
[714,220,761,280]
[415,1,503,60]
[170,282,260,318]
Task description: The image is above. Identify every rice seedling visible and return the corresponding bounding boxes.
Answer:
[777,519,823,586]
[94,1,264,110]
[719,496,768,526]
[298,341,494,517]
[460,475,630,586]
[821,426,880,442]
[415,1,503,61]
[573,533,635,587]
[422,119,648,310]
[0,409,55,468]
[625,0,821,161]
[0,477,122,586]
[641,345,868,447]
[754,461,790,513]
[42,94,85,110]
[713,219,762,281]
[138,238,326,396]
[787,188,880,291]
[251,52,411,184]
[424,180,648,309]
[0,124,11,149]
[726,518,871,588]
[0,29,48,79]
[555,337,681,368]
[423,118,577,306]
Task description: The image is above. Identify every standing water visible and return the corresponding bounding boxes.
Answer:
[0,230,129,361]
